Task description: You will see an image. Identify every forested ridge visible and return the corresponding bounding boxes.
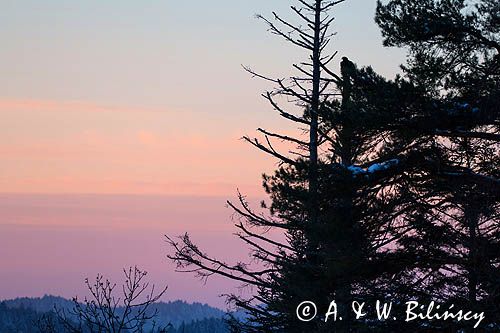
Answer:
[0,296,230,333]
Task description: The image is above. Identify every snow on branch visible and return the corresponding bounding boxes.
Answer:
[346,159,400,176]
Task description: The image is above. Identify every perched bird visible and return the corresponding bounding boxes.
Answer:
[340,56,356,81]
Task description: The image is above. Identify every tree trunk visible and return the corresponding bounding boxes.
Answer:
[308,0,322,227]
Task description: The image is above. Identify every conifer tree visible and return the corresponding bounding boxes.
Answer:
[376,0,500,330]
[167,1,434,332]
[167,0,499,332]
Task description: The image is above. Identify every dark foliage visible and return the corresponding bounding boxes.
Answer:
[168,0,499,332]
[376,0,500,331]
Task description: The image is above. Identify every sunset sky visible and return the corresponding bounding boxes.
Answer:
[0,0,406,308]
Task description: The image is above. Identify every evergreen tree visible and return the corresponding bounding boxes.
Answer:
[376,0,500,331]
[168,0,499,332]
[167,1,431,332]
[168,1,345,331]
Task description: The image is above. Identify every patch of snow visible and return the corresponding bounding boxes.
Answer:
[367,159,400,173]
[347,165,366,175]
[346,159,400,177]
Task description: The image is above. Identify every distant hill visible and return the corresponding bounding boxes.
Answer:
[2,295,73,313]
[149,300,226,327]
[0,302,46,333]
[170,317,230,333]
[0,295,231,332]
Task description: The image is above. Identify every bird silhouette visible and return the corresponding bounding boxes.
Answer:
[340,56,356,81]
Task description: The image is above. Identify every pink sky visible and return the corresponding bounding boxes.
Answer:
[0,194,252,308]
[0,0,405,308]
[0,97,278,308]
[0,97,276,308]
[0,98,275,197]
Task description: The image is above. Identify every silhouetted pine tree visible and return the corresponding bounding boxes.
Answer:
[168,0,499,332]
[166,1,443,332]
[376,0,500,331]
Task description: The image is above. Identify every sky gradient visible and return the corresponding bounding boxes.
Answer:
[0,0,406,308]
